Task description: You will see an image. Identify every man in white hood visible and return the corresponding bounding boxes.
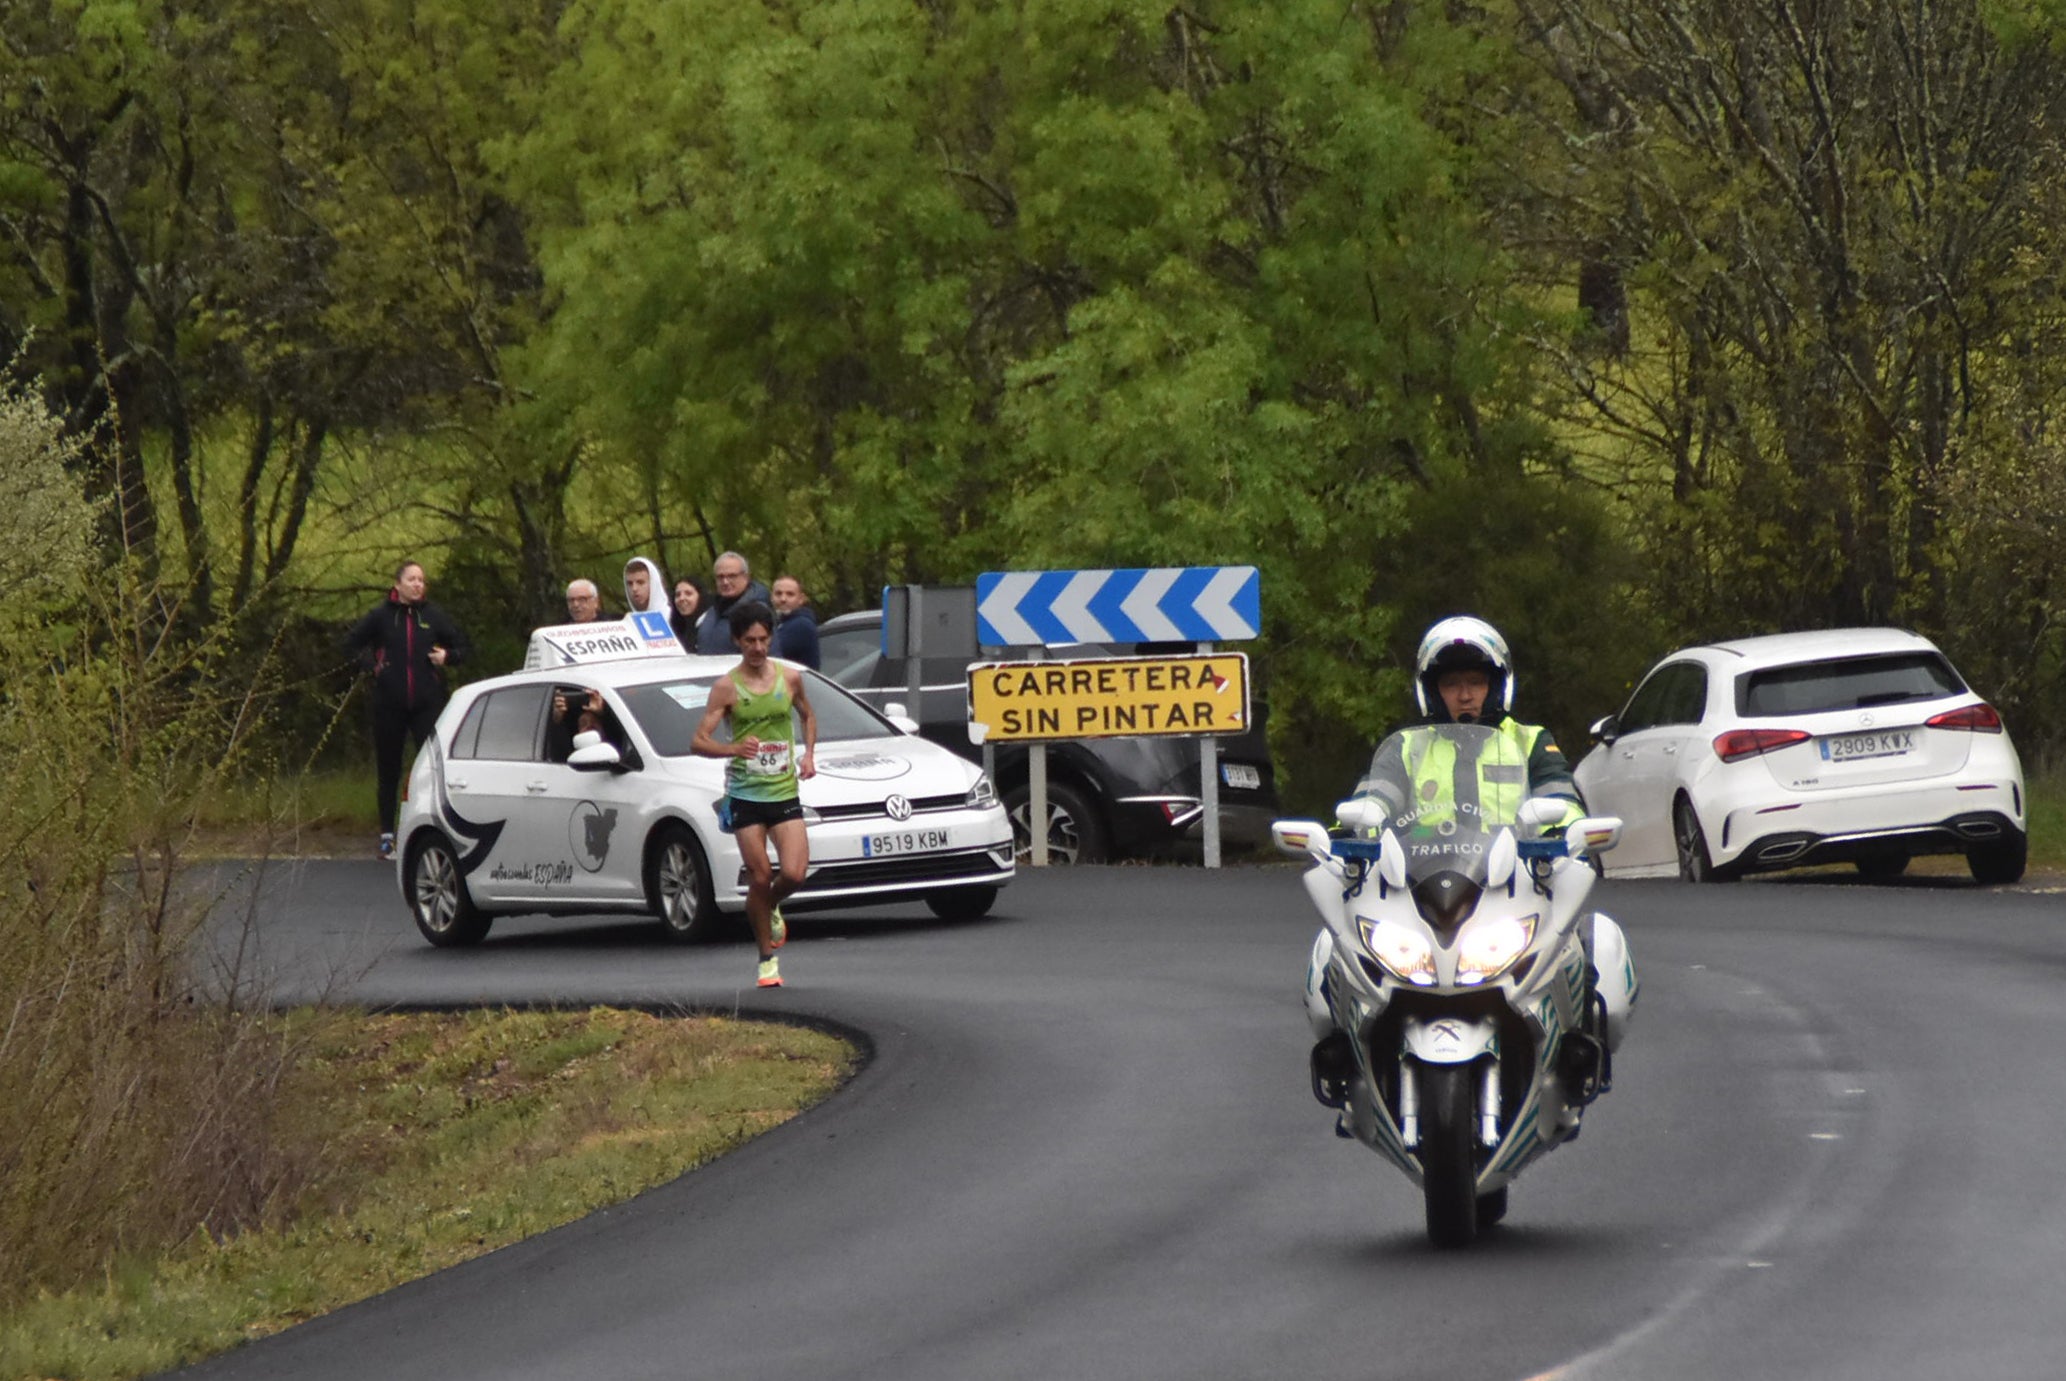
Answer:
[622,557,670,618]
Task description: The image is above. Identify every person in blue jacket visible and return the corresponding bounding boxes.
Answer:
[771,574,821,670]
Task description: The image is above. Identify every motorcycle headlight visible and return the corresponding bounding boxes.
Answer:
[1455,913,1538,985]
[1358,916,1435,985]
[967,774,998,810]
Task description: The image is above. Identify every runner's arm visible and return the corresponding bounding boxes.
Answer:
[789,668,817,779]
[691,679,750,759]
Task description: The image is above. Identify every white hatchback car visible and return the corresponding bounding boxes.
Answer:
[1573,629,2025,884]
[395,632,1014,947]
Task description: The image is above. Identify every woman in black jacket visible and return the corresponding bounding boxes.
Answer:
[343,560,470,857]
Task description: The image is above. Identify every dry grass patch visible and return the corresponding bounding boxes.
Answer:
[0,1006,854,1381]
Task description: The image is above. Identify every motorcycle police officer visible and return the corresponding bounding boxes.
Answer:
[1307,615,1585,1104]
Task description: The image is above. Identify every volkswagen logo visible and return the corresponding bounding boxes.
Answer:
[884,794,913,821]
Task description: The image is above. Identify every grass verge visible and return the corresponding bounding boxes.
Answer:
[0,1006,854,1381]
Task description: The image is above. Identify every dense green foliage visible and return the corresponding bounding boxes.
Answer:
[9,0,2066,795]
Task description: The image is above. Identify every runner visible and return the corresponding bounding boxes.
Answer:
[691,600,818,987]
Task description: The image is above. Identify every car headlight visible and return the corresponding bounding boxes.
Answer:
[1455,913,1537,985]
[1358,916,1435,985]
[967,774,998,810]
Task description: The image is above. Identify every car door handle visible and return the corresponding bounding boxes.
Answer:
[1619,750,1636,759]
[1663,745,1678,755]
[526,780,550,793]
[448,778,469,791]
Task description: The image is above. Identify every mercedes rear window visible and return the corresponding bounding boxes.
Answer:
[619,671,898,757]
[1737,653,1965,717]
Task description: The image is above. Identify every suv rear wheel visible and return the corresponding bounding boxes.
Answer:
[1004,780,1108,865]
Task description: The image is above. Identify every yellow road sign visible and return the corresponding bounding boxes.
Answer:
[967,653,1251,743]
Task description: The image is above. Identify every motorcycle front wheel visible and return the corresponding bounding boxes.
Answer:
[1419,1063,1479,1248]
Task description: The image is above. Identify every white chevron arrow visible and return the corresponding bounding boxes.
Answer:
[977,571,1042,646]
[1194,566,1258,639]
[1118,568,1184,641]
[1050,570,1112,643]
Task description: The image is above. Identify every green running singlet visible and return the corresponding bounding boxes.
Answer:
[725,669,800,803]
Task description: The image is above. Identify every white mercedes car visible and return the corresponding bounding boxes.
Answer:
[395,619,1014,946]
[1573,628,2026,884]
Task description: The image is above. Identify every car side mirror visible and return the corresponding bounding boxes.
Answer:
[568,731,623,772]
[1590,714,1620,745]
[882,701,920,734]
[1564,815,1624,860]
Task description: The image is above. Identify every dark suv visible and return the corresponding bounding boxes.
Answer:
[816,610,1279,863]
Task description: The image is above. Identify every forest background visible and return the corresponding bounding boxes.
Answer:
[10,0,2066,804]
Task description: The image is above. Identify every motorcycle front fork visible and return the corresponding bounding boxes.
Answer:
[1397,1059,1502,1150]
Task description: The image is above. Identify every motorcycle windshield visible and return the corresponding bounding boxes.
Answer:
[1350,724,1530,925]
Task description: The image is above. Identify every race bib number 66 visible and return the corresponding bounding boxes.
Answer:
[748,741,792,776]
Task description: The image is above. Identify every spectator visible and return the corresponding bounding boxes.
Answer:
[343,559,470,859]
[623,557,669,616]
[771,574,821,670]
[669,576,709,648]
[565,578,603,622]
[694,550,772,653]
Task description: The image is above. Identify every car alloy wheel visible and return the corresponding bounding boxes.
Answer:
[649,823,722,943]
[1674,799,1733,884]
[409,833,490,946]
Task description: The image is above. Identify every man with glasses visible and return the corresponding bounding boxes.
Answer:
[565,578,604,622]
[694,551,771,653]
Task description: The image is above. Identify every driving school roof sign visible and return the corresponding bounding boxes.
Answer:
[967,653,1251,744]
[523,612,682,669]
[976,566,1260,646]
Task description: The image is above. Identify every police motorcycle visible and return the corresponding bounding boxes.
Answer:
[1279,723,1638,1247]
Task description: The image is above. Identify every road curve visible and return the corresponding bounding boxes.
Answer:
[177,862,2066,1381]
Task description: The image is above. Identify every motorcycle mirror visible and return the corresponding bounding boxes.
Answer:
[1564,815,1624,860]
[1378,828,1409,890]
[1335,798,1384,834]
[1485,827,1518,887]
[1270,819,1334,863]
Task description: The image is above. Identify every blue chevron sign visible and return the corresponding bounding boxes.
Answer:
[976,566,1261,646]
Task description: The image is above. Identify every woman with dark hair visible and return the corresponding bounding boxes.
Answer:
[669,576,709,648]
[343,559,470,859]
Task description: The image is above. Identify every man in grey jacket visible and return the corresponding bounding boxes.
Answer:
[695,551,771,653]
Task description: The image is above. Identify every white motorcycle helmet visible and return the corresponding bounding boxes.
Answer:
[1413,615,1514,721]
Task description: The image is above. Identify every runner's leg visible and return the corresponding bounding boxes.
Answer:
[736,822,775,956]
[767,816,810,909]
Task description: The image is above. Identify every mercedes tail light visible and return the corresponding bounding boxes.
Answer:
[1925,702,2003,733]
[1714,728,1811,762]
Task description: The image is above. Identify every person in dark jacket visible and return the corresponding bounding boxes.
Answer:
[694,551,772,654]
[770,574,821,670]
[343,559,470,858]
[669,575,709,648]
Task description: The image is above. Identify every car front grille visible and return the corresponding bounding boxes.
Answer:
[810,793,968,823]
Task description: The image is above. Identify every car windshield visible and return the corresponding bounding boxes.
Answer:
[1346,723,1533,890]
[1739,652,1964,717]
[618,670,898,758]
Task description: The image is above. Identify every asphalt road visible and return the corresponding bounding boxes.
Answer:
[178,862,2066,1381]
